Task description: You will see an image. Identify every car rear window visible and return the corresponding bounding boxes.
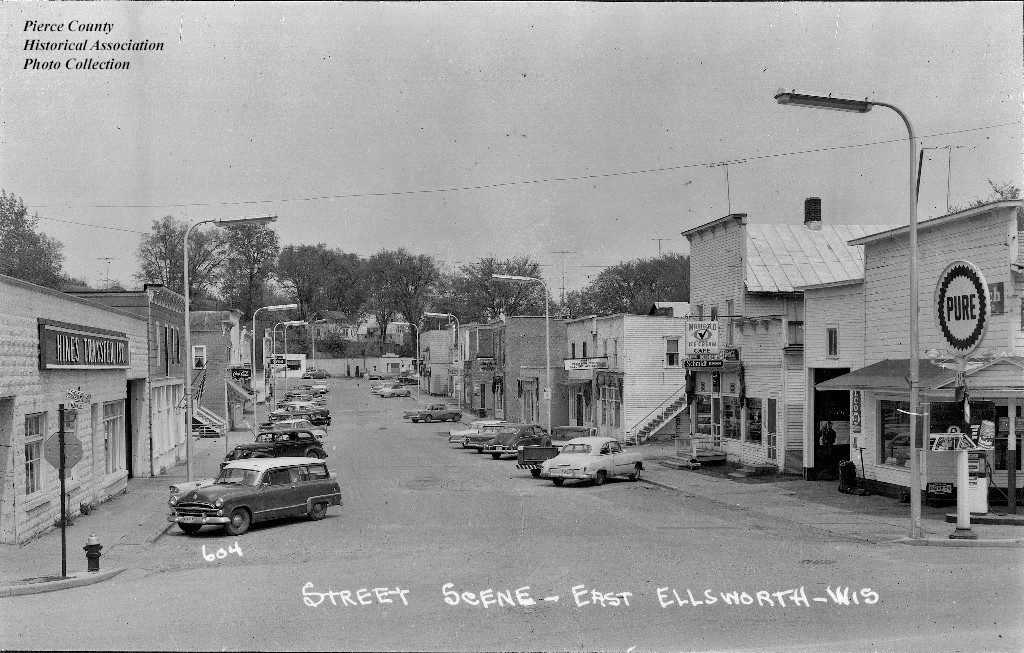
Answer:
[308,464,328,480]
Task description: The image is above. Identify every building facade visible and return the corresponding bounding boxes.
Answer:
[491,316,568,426]
[419,329,453,395]
[0,275,149,544]
[190,310,253,431]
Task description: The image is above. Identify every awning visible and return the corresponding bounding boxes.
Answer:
[816,357,1024,396]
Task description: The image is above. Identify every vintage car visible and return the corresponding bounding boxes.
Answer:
[302,368,331,379]
[223,428,328,466]
[404,403,462,423]
[482,424,551,459]
[278,392,327,407]
[395,373,420,386]
[540,436,644,486]
[293,383,330,396]
[449,419,507,444]
[374,383,412,398]
[258,417,327,439]
[463,423,519,452]
[168,457,342,536]
[516,427,594,476]
[365,371,393,381]
[268,401,331,426]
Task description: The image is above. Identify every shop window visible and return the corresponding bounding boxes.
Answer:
[746,398,762,443]
[878,399,922,467]
[826,327,839,357]
[766,398,777,459]
[103,401,125,475]
[722,396,741,439]
[666,339,679,366]
[694,395,713,436]
[24,413,44,496]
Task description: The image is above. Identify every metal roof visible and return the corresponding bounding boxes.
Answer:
[745,224,884,293]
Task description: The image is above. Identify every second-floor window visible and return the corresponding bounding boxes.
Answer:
[666,338,679,366]
[694,304,704,320]
[826,327,839,357]
[571,342,576,359]
[725,300,734,346]
[582,342,587,358]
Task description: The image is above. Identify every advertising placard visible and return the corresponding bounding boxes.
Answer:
[934,260,989,356]
[38,319,129,370]
[563,357,608,371]
[685,320,719,356]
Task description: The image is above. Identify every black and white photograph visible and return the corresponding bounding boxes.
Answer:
[1,2,1022,651]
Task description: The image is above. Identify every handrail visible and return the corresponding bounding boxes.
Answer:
[626,385,687,438]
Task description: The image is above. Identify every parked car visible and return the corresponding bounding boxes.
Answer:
[302,368,331,379]
[366,371,393,381]
[375,383,411,398]
[268,402,331,426]
[482,424,551,459]
[293,383,330,396]
[223,428,328,466]
[396,373,419,386]
[463,423,519,452]
[540,436,644,486]
[278,393,327,408]
[168,457,342,536]
[404,403,462,423]
[258,417,327,439]
[449,419,507,444]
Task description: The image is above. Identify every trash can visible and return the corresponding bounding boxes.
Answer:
[837,460,857,493]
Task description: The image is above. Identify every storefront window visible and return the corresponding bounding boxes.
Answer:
[746,398,762,443]
[879,400,922,467]
[24,413,44,495]
[103,401,125,475]
[722,396,741,439]
[694,395,712,436]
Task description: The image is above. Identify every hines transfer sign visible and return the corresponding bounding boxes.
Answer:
[934,260,990,356]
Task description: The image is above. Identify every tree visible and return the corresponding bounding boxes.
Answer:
[578,253,690,316]
[134,215,227,306]
[323,252,367,316]
[277,244,348,319]
[432,256,546,322]
[0,190,67,288]
[363,251,401,348]
[955,179,1021,211]
[220,223,280,321]
[387,249,439,328]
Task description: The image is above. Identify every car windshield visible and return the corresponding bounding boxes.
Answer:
[215,468,259,485]
[561,443,592,454]
[481,425,506,433]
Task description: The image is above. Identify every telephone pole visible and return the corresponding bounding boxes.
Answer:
[550,250,574,309]
[652,238,671,256]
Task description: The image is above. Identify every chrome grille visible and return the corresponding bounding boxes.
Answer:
[176,502,216,517]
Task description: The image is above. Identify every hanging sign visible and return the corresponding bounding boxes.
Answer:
[685,320,720,356]
[934,260,989,356]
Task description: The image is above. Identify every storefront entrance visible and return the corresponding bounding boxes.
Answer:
[812,368,850,480]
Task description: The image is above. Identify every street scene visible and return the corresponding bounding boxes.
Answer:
[1,3,1022,652]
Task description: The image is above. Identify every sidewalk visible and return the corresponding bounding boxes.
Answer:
[636,440,1024,547]
[0,431,240,591]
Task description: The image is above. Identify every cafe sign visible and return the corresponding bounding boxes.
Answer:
[934,260,989,356]
[38,319,129,370]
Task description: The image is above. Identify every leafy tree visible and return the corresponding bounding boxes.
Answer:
[221,223,280,321]
[0,190,67,288]
[134,215,227,306]
[276,244,338,319]
[324,252,367,317]
[576,253,689,316]
[363,251,400,348]
[433,256,546,322]
[385,248,439,328]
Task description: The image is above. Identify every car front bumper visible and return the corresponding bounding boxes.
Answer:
[483,446,515,455]
[168,514,231,525]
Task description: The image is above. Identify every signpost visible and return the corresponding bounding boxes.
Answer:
[934,260,990,540]
[43,389,91,576]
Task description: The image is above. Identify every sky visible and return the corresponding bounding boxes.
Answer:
[1,2,1020,295]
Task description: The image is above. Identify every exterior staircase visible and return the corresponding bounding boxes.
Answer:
[626,388,688,445]
[191,405,226,438]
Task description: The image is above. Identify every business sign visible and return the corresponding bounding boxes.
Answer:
[564,357,608,371]
[231,366,253,381]
[850,391,862,434]
[934,260,989,356]
[684,359,724,369]
[988,282,1005,315]
[38,319,129,370]
[685,320,719,356]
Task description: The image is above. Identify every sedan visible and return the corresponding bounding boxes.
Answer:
[482,424,551,459]
[375,384,412,398]
[540,436,643,486]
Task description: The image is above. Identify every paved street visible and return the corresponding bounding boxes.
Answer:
[3,378,1023,652]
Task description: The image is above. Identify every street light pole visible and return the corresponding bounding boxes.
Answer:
[251,304,298,439]
[184,214,276,482]
[491,274,552,436]
[775,91,922,538]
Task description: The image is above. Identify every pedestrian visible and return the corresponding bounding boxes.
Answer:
[819,421,837,479]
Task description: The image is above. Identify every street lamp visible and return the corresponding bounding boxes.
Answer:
[491,274,552,436]
[281,320,307,394]
[251,303,298,439]
[775,90,922,539]
[425,312,461,400]
[184,214,276,482]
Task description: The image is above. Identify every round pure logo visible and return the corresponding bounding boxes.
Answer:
[934,260,989,355]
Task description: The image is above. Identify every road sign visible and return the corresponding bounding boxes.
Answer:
[685,320,720,356]
[44,431,83,471]
[934,260,989,356]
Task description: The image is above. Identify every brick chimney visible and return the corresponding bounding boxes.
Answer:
[804,197,822,230]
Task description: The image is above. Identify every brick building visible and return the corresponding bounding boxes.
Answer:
[491,316,568,426]
[190,310,253,431]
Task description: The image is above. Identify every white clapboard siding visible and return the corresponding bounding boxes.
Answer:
[803,283,866,370]
[621,315,689,437]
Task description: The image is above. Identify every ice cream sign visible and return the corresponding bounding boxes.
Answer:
[934,260,989,356]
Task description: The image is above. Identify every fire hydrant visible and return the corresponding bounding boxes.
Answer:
[84,534,102,572]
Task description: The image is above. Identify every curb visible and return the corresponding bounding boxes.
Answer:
[0,567,126,598]
[944,513,1024,526]
[897,537,1024,548]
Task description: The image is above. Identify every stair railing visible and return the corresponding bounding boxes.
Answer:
[625,386,687,445]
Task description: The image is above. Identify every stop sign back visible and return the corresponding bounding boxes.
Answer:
[934,260,990,356]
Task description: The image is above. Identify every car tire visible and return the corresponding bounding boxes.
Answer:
[178,523,202,535]
[530,469,542,478]
[304,448,326,459]
[593,470,607,486]
[552,478,564,486]
[424,415,433,423]
[452,413,461,422]
[411,418,419,423]
[308,502,328,521]
[225,508,251,536]
[629,463,642,482]
[490,453,501,460]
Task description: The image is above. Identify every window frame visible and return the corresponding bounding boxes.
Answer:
[102,400,125,476]
[24,412,45,496]
[826,326,839,358]
[192,345,207,369]
[665,338,680,366]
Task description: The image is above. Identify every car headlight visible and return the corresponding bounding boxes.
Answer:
[168,496,178,507]
[214,498,224,508]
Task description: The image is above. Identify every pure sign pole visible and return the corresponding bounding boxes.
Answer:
[934,260,990,540]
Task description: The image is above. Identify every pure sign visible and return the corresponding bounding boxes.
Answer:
[934,260,989,356]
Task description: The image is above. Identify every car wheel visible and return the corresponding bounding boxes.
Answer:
[308,502,328,521]
[530,469,542,478]
[411,418,419,423]
[593,470,607,486]
[225,508,251,536]
[490,453,501,460]
[552,478,564,486]
[178,523,202,535]
[424,415,433,423]
[304,448,326,459]
[452,413,462,422]
[629,463,642,481]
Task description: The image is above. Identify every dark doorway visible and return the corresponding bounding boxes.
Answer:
[124,382,134,479]
[812,368,850,480]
